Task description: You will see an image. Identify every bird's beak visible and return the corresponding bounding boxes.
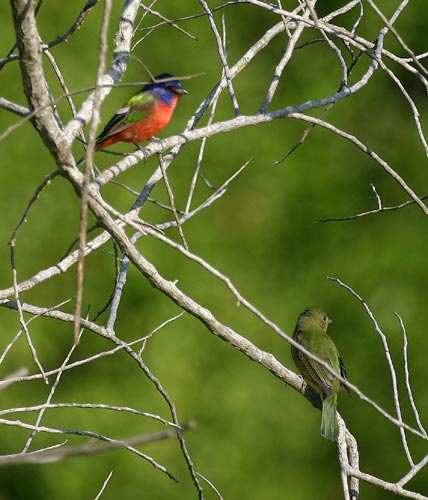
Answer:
[326,317,332,324]
[172,86,188,96]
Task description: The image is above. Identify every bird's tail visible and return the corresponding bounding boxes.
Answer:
[321,394,338,441]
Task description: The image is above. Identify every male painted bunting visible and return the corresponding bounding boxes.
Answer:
[93,73,188,152]
[291,307,348,441]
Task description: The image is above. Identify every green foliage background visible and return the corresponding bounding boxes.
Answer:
[1,1,428,499]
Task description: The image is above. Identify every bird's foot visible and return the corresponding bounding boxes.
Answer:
[132,142,148,162]
[147,137,163,150]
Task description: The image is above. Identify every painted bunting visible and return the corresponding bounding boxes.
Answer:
[94,73,188,152]
[291,307,348,441]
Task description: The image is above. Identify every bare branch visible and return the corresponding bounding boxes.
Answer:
[0,417,178,481]
[94,471,113,500]
[0,422,194,465]
[64,0,141,143]
[75,0,113,344]
[0,97,29,116]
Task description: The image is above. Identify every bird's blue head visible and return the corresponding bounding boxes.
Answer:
[144,73,188,105]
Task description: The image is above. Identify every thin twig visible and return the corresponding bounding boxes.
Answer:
[0,417,178,481]
[9,245,48,384]
[0,423,195,465]
[137,4,196,41]
[199,0,240,115]
[158,153,188,250]
[74,0,112,344]
[94,471,113,500]
[0,368,29,391]
[22,329,81,453]
[395,313,427,437]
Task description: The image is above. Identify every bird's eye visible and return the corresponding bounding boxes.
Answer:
[323,316,328,321]
[165,84,174,91]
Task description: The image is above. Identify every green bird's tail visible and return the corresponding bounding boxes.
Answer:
[321,394,338,441]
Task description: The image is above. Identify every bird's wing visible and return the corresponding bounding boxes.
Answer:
[297,330,339,396]
[96,92,155,143]
[96,107,131,143]
[339,356,351,394]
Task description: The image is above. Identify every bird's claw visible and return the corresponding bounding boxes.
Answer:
[132,142,148,162]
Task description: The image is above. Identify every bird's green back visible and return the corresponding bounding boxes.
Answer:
[292,307,341,396]
[123,91,156,125]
